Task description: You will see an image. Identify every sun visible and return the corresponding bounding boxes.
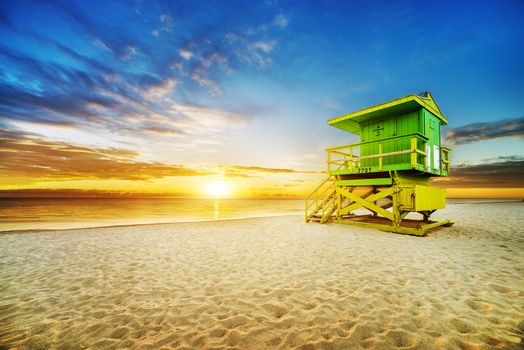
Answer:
[205,181,231,197]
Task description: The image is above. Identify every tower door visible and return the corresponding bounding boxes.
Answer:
[361,119,384,168]
[424,112,440,173]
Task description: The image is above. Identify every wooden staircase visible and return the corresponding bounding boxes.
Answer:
[305,175,337,223]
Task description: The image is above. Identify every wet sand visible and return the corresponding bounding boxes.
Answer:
[0,202,523,349]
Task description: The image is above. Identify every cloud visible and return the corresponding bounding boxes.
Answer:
[223,32,276,68]
[170,103,250,131]
[179,49,193,60]
[190,68,222,96]
[140,79,176,101]
[0,129,212,181]
[318,96,341,110]
[220,165,323,178]
[143,126,185,137]
[93,38,112,51]
[0,189,180,198]
[432,156,524,188]
[272,13,290,29]
[0,128,323,183]
[445,116,524,145]
[252,40,277,53]
[159,14,174,32]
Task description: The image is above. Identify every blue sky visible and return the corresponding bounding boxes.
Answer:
[0,0,523,195]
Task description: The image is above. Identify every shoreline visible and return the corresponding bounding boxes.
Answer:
[0,212,302,235]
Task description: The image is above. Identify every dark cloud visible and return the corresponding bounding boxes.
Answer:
[432,156,524,188]
[445,116,524,145]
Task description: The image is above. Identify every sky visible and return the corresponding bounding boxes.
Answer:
[0,0,523,198]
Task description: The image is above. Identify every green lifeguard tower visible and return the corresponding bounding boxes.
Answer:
[305,92,453,236]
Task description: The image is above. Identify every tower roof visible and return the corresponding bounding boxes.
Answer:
[328,91,448,135]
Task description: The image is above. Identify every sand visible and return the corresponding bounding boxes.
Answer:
[0,202,523,350]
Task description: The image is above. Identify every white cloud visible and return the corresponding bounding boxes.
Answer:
[252,40,277,53]
[179,49,193,60]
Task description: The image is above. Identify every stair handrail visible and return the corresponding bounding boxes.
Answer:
[305,174,336,220]
[305,174,333,201]
[305,179,332,213]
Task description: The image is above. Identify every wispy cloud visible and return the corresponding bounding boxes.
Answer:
[220,165,322,178]
[445,116,524,145]
[318,96,341,110]
[272,13,290,29]
[190,68,223,96]
[143,126,185,137]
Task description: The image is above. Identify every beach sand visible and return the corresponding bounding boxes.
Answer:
[0,202,523,349]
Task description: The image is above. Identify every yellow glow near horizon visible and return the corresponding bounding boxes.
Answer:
[205,181,231,197]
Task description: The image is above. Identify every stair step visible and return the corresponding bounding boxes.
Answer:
[305,176,337,223]
[307,218,322,223]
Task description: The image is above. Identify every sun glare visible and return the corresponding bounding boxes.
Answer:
[205,181,231,197]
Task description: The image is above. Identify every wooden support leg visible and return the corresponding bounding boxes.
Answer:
[372,186,378,217]
[337,187,396,221]
[420,210,435,222]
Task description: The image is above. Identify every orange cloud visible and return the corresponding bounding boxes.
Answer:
[0,129,211,181]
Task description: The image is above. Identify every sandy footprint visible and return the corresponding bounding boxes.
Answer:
[220,315,250,329]
[465,298,492,312]
[449,318,477,334]
[261,302,289,319]
[303,301,317,311]
[489,284,513,293]
[384,329,418,348]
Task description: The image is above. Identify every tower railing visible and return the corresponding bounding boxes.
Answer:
[441,147,451,175]
[327,133,450,175]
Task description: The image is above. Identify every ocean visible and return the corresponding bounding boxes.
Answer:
[1,197,520,232]
[0,198,304,231]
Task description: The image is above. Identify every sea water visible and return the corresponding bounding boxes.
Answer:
[1,197,520,232]
[0,198,304,231]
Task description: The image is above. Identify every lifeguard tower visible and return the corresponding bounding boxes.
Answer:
[305,92,453,236]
